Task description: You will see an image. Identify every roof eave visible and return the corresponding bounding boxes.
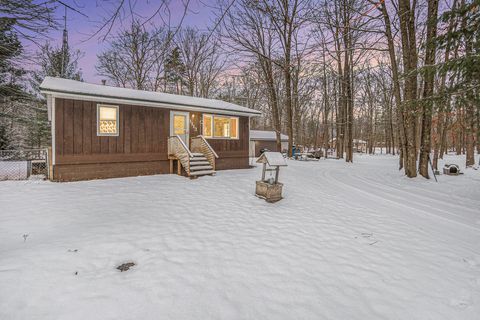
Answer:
[40,89,262,117]
[250,138,289,141]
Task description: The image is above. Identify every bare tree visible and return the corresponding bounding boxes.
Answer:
[176,28,225,98]
[96,21,168,90]
[0,0,57,45]
[221,0,284,151]
[258,0,311,157]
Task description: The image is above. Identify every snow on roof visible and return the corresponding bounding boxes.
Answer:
[257,152,288,166]
[250,130,289,141]
[40,77,261,116]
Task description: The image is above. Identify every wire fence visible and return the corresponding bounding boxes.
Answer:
[0,149,49,181]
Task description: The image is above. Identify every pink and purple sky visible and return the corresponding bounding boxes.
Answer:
[39,0,216,83]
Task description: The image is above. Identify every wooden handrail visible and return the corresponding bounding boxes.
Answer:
[168,135,192,175]
[169,135,193,158]
[196,135,219,158]
[191,135,218,171]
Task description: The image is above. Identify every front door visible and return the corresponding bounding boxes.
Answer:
[170,111,190,147]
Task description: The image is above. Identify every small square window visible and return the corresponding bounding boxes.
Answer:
[97,105,119,136]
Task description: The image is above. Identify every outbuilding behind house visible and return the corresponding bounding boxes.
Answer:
[249,130,289,157]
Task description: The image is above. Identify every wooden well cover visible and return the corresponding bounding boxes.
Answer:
[256,152,288,167]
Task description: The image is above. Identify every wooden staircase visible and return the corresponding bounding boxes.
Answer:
[189,153,215,176]
[168,135,218,178]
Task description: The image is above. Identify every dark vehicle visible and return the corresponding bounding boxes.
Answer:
[312,150,323,159]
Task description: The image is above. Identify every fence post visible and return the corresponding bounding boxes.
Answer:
[47,147,53,180]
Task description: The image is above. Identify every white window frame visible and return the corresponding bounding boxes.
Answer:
[97,104,119,136]
[202,114,239,140]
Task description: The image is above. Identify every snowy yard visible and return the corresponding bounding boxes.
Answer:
[0,154,479,320]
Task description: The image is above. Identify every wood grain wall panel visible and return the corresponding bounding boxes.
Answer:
[116,105,124,153]
[55,98,64,156]
[82,100,92,154]
[131,106,139,153]
[63,99,74,155]
[100,135,109,154]
[73,99,83,154]
[254,140,279,157]
[152,109,159,153]
[138,107,146,153]
[124,106,131,153]
[90,101,101,154]
[54,160,170,181]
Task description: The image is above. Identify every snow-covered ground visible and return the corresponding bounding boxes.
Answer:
[0,154,479,320]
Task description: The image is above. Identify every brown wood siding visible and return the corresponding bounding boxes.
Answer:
[54,98,170,181]
[55,98,169,166]
[254,140,280,157]
[54,161,170,181]
[53,98,251,181]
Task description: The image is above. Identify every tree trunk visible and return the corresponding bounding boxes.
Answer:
[379,1,407,169]
[476,104,480,165]
[465,101,475,167]
[343,11,353,163]
[418,0,439,178]
[398,0,419,177]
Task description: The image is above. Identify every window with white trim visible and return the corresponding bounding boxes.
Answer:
[97,105,119,136]
[202,114,239,139]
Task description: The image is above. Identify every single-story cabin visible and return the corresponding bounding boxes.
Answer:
[249,130,289,157]
[40,77,261,181]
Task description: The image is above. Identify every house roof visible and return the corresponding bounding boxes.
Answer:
[40,77,262,117]
[250,130,289,141]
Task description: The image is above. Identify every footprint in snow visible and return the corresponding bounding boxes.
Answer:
[462,256,479,268]
[450,295,472,309]
[355,233,378,245]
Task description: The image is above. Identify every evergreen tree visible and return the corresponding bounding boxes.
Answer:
[28,36,83,148]
[32,43,83,91]
[436,0,480,166]
[164,46,186,94]
[0,18,26,98]
[437,0,479,94]
[0,19,30,149]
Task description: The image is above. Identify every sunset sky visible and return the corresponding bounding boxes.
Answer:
[38,0,215,83]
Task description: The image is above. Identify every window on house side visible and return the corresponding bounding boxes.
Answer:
[214,116,230,138]
[97,105,119,136]
[203,114,212,138]
[230,117,238,139]
[203,114,239,139]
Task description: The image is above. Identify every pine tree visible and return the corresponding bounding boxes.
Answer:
[32,43,83,91]
[164,46,186,94]
[435,0,480,166]
[0,19,26,98]
[28,33,83,148]
[0,19,29,149]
